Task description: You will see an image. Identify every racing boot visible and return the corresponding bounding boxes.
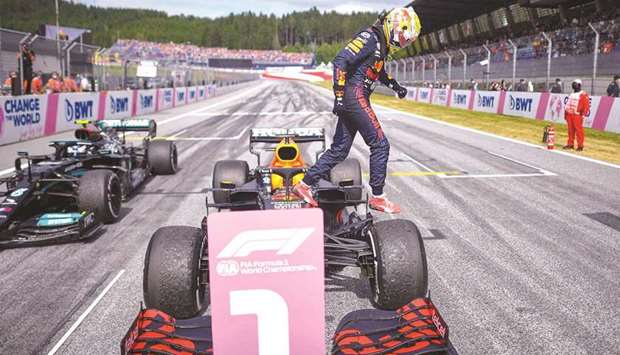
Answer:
[293,181,318,207]
[369,194,401,214]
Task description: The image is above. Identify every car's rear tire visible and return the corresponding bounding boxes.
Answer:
[368,219,428,310]
[330,158,362,201]
[212,160,249,204]
[148,140,178,175]
[143,226,205,319]
[78,170,122,224]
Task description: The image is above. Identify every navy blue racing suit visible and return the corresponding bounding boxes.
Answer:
[303,25,403,196]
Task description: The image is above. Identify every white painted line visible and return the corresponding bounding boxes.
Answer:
[441,173,554,179]
[172,127,248,141]
[401,152,436,173]
[158,82,268,127]
[47,269,126,355]
[167,128,188,141]
[185,111,333,117]
[308,83,620,170]
[487,151,556,176]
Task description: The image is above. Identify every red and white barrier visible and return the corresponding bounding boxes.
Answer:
[403,87,620,134]
[0,85,216,146]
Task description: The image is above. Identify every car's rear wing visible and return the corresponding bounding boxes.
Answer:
[96,119,157,137]
[250,128,325,144]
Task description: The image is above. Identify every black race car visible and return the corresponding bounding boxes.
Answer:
[143,128,428,318]
[0,119,178,247]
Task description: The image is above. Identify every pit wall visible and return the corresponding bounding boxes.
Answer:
[0,85,216,145]
[403,88,620,134]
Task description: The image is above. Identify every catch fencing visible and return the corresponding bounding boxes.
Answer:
[0,85,216,146]
[402,87,620,133]
[387,19,620,95]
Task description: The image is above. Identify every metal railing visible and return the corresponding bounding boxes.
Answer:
[391,18,620,95]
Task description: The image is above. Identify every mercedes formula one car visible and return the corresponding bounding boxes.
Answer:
[0,119,178,247]
[142,128,428,318]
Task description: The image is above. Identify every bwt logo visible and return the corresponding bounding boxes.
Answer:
[177,92,185,101]
[190,91,196,99]
[199,88,205,97]
[110,97,129,114]
[140,95,153,109]
[420,91,429,99]
[163,91,173,103]
[65,100,93,121]
[477,95,495,108]
[510,95,533,112]
[454,94,467,105]
[217,228,314,259]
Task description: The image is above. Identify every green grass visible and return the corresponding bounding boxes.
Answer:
[314,81,620,165]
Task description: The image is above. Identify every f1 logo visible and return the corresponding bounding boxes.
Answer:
[217,228,314,258]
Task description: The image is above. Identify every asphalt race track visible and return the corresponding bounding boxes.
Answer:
[0,80,618,355]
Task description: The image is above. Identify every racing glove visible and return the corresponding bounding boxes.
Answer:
[394,83,408,99]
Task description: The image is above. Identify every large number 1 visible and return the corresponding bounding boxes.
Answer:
[230,289,290,355]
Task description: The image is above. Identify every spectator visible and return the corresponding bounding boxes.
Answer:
[3,72,16,95]
[550,78,564,93]
[19,44,35,95]
[9,71,20,96]
[607,75,620,97]
[63,74,79,92]
[46,72,63,93]
[31,72,44,95]
[469,78,479,90]
[80,74,92,92]
[527,81,534,92]
[515,79,527,92]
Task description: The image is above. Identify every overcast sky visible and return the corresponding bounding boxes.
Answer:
[76,1,406,18]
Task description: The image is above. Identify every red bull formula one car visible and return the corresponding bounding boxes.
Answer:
[142,128,428,316]
[123,128,455,354]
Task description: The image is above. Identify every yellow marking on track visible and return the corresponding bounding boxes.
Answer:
[363,171,461,177]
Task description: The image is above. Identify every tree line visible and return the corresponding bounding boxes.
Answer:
[0,0,389,63]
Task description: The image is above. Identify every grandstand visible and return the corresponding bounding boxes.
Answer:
[393,0,620,94]
[106,40,315,69]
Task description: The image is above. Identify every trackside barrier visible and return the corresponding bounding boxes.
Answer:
[0,85,216,145]
[403,87,620,133]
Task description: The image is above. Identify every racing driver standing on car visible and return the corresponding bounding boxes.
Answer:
[293,6,421,213]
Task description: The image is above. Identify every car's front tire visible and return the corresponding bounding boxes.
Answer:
[148,140,178,175]
[368,219,428,310]
[78,169,122,224]
[143,226,205,319]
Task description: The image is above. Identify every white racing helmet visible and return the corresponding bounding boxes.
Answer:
[383,7,422,54]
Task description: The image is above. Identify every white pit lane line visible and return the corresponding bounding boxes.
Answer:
[168,127,249,141]
[47,269,126,355]
[439,150,557,179]
[400,152,437,173]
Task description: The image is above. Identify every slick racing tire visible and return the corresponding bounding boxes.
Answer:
[368,219,428,310]
[212,160,249,205]
[330,158,362,201]
[143,226,205,319]
[148,140,178,175]
[78,169,122,224]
